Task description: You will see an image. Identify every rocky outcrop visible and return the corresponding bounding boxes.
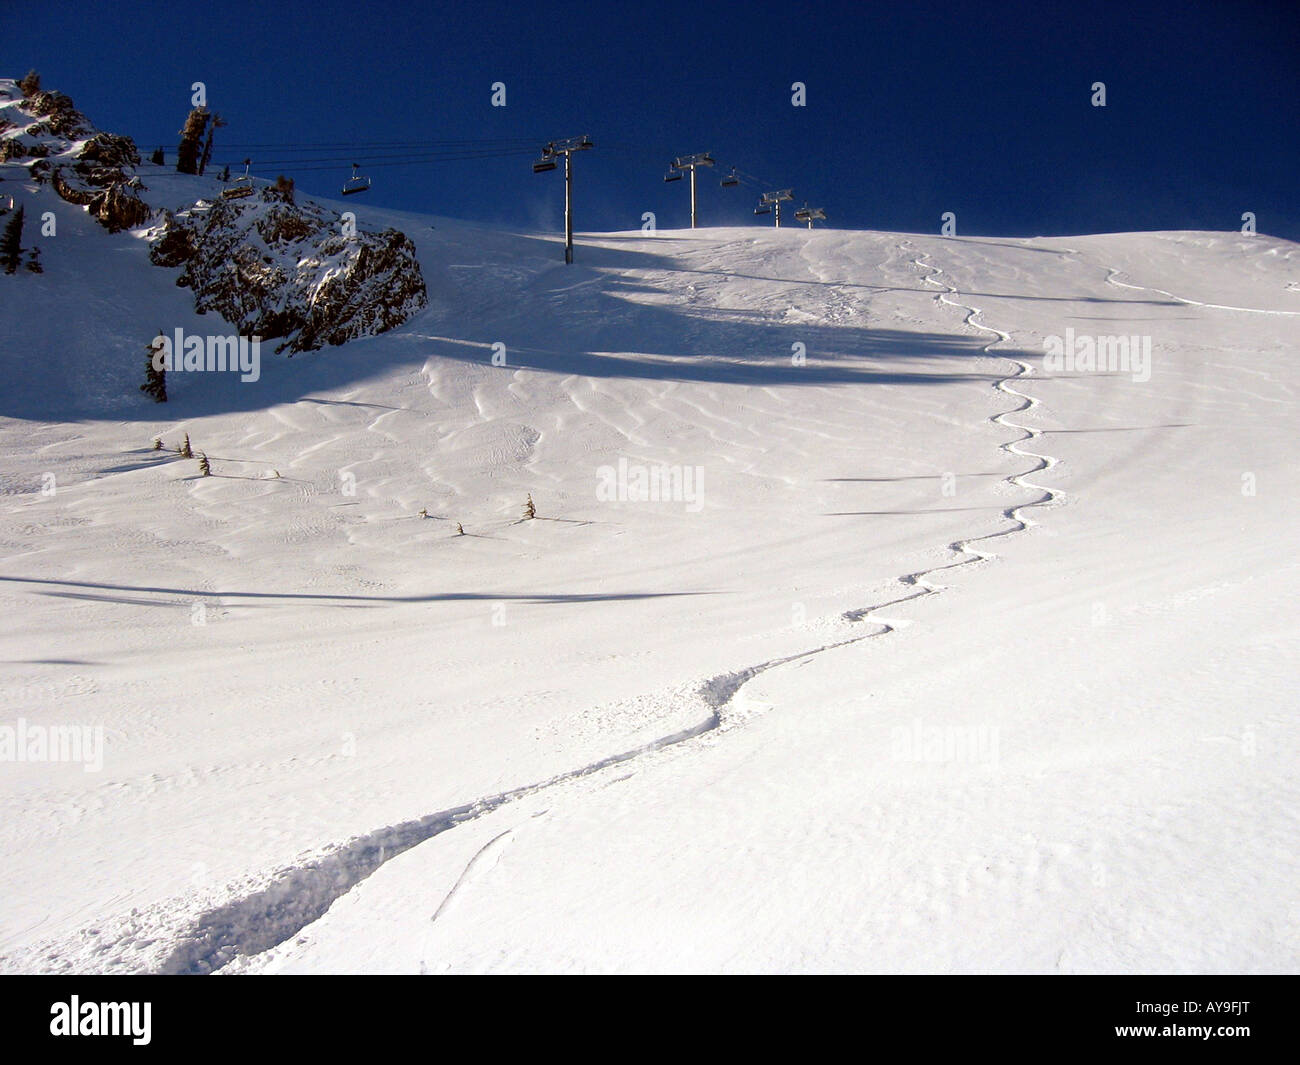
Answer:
[85,180,152,232]
[147,187,427,353]
[23,90,94,139]
[293,228,428,351]
[4,77,427,351]
[76,131,141,174]
[0,137,48,162]
[50,167,97,205]
[0,82,147,233]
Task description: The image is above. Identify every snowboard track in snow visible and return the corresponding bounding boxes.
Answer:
[1104,267,1300,316]
[844,246,1061,622]
[156,710,721,974]
[155,242,1063,975]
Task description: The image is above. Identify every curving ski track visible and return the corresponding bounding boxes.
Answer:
[841,246,1062,625]
[156,243,1064,975]
[1105,267,1300,316]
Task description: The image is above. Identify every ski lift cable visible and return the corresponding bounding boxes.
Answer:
[221,147,538,171]
[598,146,784,193]
[205,139,786,191]
[219,145,539,165]
[190,137,781,180]
[604,147,769,184]
[231,151,537,168]
[200,138,817,208]
[242,150,539,174]
[197,137,541,150]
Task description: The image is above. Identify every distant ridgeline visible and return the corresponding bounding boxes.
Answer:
[0,75,427,354]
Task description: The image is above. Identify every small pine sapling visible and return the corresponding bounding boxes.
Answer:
[455,523,464,536]
[152,437,163,451]
[0,205,23,275]
[418,507,428,519]
[179,433,193,458]
[198,452,211,476]
[140,332,167,403]
[523,493,536,520]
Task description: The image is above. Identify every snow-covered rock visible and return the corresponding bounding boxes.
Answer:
[0,79,149,233]
[147,185,427,353]
[2,76,427,351]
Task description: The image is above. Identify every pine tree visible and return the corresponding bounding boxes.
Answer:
[455,522,465,536]
[150,147,164,165]
[179,432,192,458]
[198,114,225,177]
[0,206,23,275]
[176,107,211,175]
[18,70,40,97]
[198,452,211,476]
[140,331,167,403]
[523,493,536,519]
[25,247,41,273]
[219,164,230,182]
[152,437,164,450]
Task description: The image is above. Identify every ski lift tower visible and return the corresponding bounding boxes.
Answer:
[793,204,827,229]
[759,189,795,228]
[533,135,594,264]
[666,152,715,228]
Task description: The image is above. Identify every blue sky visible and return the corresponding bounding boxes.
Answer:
[10,0,1298,237]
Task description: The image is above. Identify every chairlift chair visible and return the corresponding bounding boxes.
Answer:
[222,159,254,200]
[663,169,683,183]
[342,162,371,196]
[721,169,739,187]
[532,154,558,173]
[754,203,771,215]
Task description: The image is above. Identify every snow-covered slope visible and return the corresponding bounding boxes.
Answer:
[1,152,1297,972]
